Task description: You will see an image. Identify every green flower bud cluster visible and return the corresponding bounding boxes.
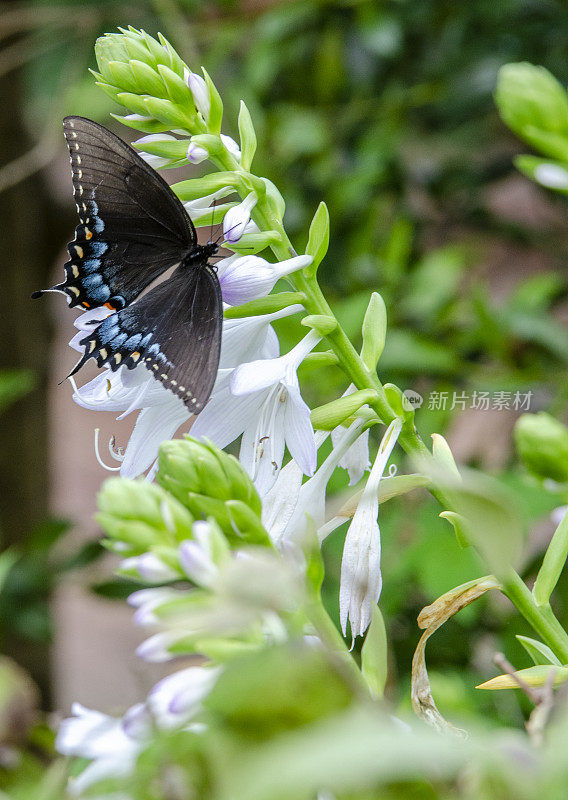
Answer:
[496,63,568,194]
[157,437,271,547]
[94,28,202,135]
[515,412,568,484]
[96,478,196,579]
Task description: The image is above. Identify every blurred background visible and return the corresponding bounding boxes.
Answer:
[2,0,568,752]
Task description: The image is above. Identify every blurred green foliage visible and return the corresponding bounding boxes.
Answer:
[4,0,568,794]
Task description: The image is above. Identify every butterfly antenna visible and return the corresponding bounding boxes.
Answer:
[31,285,65,299]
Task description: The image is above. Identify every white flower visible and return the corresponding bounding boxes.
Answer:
[266,420,368,546]
[57,666,219,796]
[221,331,320,495]
[339,418,402,640]
[120,552,180,583]
[184,68,210,121]
[56,702,141,797]
[217,254,311,306]
[187,141,209,164]
[134,133,177,169]
[223,191,257,243]
[189,305,303,454]
[183,187,233,219]
[331,385,371,486]
[147,666,220,729]
[128,586,180,627]
[70,305,301,479]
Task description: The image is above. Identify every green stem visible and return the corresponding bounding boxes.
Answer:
[211,145,568,664]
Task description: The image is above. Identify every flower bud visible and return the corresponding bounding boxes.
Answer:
[218,254,310,306]
[120,552,181,583]
[157,437,264,540]
[97,478,194,554]
[496,63,568,157]
[515,412,568,483]
[187,141,209,164]
[223,192,257,244]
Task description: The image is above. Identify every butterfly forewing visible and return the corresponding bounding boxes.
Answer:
[57,116,195,310]
[34,116,223,415]
[74,263,222,413]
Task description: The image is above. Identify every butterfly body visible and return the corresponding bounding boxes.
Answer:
[33,116,223,414]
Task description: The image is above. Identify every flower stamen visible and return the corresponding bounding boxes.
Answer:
[94,428,122,471]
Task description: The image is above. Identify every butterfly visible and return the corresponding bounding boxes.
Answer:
[32,116,222,414]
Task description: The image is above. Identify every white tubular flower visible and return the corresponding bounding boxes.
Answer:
[223,191,257,244]
[120,552,180,583]
[184,68,210,121]
[339,418,402,640]
[331,385,371,486]
[217,254,312,306]
[147,666,221,729]
[224,330,320,495]
[57,667,219,796]
[56,702,141,796]
[220,133,241,161]
[189,305,303,452]
[186,141,209,164]
[128,587,180,626]
[270,420,367,546]
[183,187,233,219]
[134,133,177,168]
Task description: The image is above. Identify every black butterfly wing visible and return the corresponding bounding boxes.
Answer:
[34,116,195,310]
[72,263,222,413]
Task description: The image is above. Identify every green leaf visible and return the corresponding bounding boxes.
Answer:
[533,508,568,606]
[477,664,568,690]
[496,63,568,143]
[238,100,257,170]
[431,434,460,479]
[515,412,568,483]
[304,202,330,278]
[439,511,472,549]
[360,292,387,371]
[204,643,353,741]
[399,246,464,322]
[429,467,524,576]
[361,606,388,698]
[516,635,562,667]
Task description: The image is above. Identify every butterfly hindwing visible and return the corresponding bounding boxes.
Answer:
[37,116,196,310]
[74,263,222,413]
